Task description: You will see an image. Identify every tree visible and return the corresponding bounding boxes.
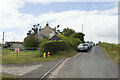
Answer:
[23,35,40,49]
[27,30,32,36]
[70,32,85,43]
[99,41,101,43]
[61,28,75,37]
[27,24,41,36]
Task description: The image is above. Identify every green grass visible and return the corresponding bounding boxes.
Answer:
[1,73,17,80]
[2,49,76,64]
[99,42,119,64]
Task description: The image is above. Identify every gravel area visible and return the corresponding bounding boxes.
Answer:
[2,64,42,76]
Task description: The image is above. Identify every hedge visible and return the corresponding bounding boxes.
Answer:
[23,35,40,49]
[70,33,85,43]
[40,40,72,54]
[57,34,82,48]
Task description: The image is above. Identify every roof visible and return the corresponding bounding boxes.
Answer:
[35,33,46,40]
[49,35,61,40]
[40,26,58,37]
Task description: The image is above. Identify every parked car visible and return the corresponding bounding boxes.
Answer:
[96,43,98,46]
[90,43,95,47]
[87,43,91,50]
[77,43,89,52]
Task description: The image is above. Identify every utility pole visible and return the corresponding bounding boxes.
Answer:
[2,32,4,48]
[37,23,41,57]
[82,24,83,33]
[14,37,15,42]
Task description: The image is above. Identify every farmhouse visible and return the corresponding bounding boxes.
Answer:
[36,22,61,40]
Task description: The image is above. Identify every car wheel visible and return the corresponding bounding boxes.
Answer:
[77,49,79,52]
[86,49,88,52]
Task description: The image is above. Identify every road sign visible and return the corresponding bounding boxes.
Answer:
[15,48,19,53]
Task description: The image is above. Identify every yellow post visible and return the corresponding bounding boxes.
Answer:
[43,52,46,58]
[47,52,50,57]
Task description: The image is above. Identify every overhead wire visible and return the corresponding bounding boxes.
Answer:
[83,0,91,24]
[82,0,92,42]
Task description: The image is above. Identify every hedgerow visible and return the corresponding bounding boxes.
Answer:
[57,34,82,48]
[40,40,72,54]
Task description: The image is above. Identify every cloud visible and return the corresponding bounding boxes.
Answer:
[100,7,118,15]
[0,31,27,43]
[0,0,118,44]
[33,7,118,43]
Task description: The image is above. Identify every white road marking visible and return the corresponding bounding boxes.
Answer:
[41,59,65,79]
[73,53,81,58]
[48,52,89,79]
[48,58,70,79]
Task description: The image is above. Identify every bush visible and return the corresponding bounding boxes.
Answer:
[40,40,72,55]
[70,33,85,43]
[23,35,40,49]
[57,34,82,48]
[60,28,75,37]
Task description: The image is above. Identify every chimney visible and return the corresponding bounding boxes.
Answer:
[46,22,49,27]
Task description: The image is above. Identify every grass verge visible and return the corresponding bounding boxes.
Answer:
[1,73,17,80]
[99,42,119,64]
[2,48,76,64]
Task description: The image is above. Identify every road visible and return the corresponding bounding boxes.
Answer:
[19,59,63,79]
[49,46,118,79]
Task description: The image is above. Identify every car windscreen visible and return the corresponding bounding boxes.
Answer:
[83,44,88,46]
[79,44,88,46]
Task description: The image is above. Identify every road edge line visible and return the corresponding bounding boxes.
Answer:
[49,58,70,79]
[40,58,65,80]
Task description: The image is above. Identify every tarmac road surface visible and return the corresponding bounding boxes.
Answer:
[51,46,118,78]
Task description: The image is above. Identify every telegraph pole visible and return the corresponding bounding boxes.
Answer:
[82,24,83,33]
[14,37,15,42]
[2,32,4,48]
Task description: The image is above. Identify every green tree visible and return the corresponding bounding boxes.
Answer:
[61,28,75,37]
[27,24,41,36]
[70,32,85,43]
[23,35,40,49]
[99,41,101,43]
[40,36,49,43]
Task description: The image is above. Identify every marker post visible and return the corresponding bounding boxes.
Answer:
[43,52,46,58]
[47,52,50,57]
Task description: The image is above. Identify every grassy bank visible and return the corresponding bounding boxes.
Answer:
[99,42,119,64]
[2,48,76,64]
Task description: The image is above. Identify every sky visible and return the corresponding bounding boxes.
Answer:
[0,0,119,44]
